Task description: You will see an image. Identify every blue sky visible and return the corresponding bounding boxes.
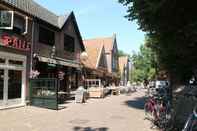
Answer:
[35,0,145,54]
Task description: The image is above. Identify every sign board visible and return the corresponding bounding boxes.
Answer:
[0,34,31,51]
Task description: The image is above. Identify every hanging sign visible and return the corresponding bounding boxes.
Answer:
[0,34,31,51]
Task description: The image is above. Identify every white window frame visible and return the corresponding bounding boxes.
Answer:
[22,16,28,35]
[0,11,14,30]
[0,11,28,35]
[14,12,28,35]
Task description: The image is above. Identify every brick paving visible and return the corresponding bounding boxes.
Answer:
[0,89,155,131]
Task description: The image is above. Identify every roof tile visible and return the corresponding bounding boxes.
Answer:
[82,40,104,69]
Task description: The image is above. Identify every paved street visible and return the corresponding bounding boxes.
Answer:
[0,89,154,131]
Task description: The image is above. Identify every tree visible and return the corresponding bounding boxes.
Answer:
[119,0,197,84]
[118,50,130,57]
[131,43,156,83]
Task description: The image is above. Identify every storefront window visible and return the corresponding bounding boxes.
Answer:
[9,60,23,67]
[0,69,4,100]
[8,70,22,99]
[0,58,5,64]
[32,80,56,98]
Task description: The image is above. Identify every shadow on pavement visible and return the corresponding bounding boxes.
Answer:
[73,126,109,131]
[124,96,147,110]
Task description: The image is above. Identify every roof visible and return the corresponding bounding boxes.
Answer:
[119,56,129,74]
[84,34,116,53]
[82,40,104,69]
[1,0,85,50]
[1,0,69,28]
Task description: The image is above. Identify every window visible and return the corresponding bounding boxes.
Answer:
[0,11,14,29]
[64,34,75,52]
[0,58,5,64]
[0,11,28,34]
[9,60,23,66]
[13,14,26,34]
[39,26,55,46]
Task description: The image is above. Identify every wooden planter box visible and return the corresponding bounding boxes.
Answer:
[87,87,105,98]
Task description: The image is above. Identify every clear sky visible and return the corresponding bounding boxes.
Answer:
[34,0,145,54]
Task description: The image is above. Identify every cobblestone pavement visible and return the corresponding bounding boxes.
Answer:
[0,89,155,131]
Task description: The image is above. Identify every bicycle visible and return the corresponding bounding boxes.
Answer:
[144,90,173,130]
[182,105,197,131]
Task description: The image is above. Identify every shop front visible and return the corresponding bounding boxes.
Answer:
[0,51,27,108]
[30,55,82,109]
[0,15,31,109]
[0,2,33,108]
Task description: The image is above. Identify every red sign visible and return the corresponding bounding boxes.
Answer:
[1,34,31,51]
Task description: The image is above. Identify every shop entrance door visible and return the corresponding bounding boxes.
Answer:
[7,70,22,106]
[0,52,26,108]
[0,69,4,106]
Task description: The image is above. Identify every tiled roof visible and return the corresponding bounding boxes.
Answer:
[82,40,104,69]
[119,56,129,74]
[1,0,70,28]
[84,34,118,73]
[84,36,115,53]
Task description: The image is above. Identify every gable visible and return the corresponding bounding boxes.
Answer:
[62,13,84,51]
[112,37,118,54]
[119,56,129,75]
[97,47,107,69]
[83,40,103,69]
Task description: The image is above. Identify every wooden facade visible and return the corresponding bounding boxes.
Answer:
[0,0,85,108]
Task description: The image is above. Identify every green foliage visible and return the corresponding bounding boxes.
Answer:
[118,50,130,58]
[119,0,197,83]
[131,43,156,82]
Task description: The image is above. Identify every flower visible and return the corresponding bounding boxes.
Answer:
[30,70,40,78]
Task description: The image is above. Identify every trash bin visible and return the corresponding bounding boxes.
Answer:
[75,86,87,103]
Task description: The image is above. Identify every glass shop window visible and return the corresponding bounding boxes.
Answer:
[9,60,23,67]
[0,58,5,64]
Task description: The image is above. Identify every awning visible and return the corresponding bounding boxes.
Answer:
[38,56,81,68]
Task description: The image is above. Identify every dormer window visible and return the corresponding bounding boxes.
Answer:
[0,10,28,35]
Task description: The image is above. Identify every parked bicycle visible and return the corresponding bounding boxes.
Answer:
[144,87,173,130]
[182,105,197,131]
